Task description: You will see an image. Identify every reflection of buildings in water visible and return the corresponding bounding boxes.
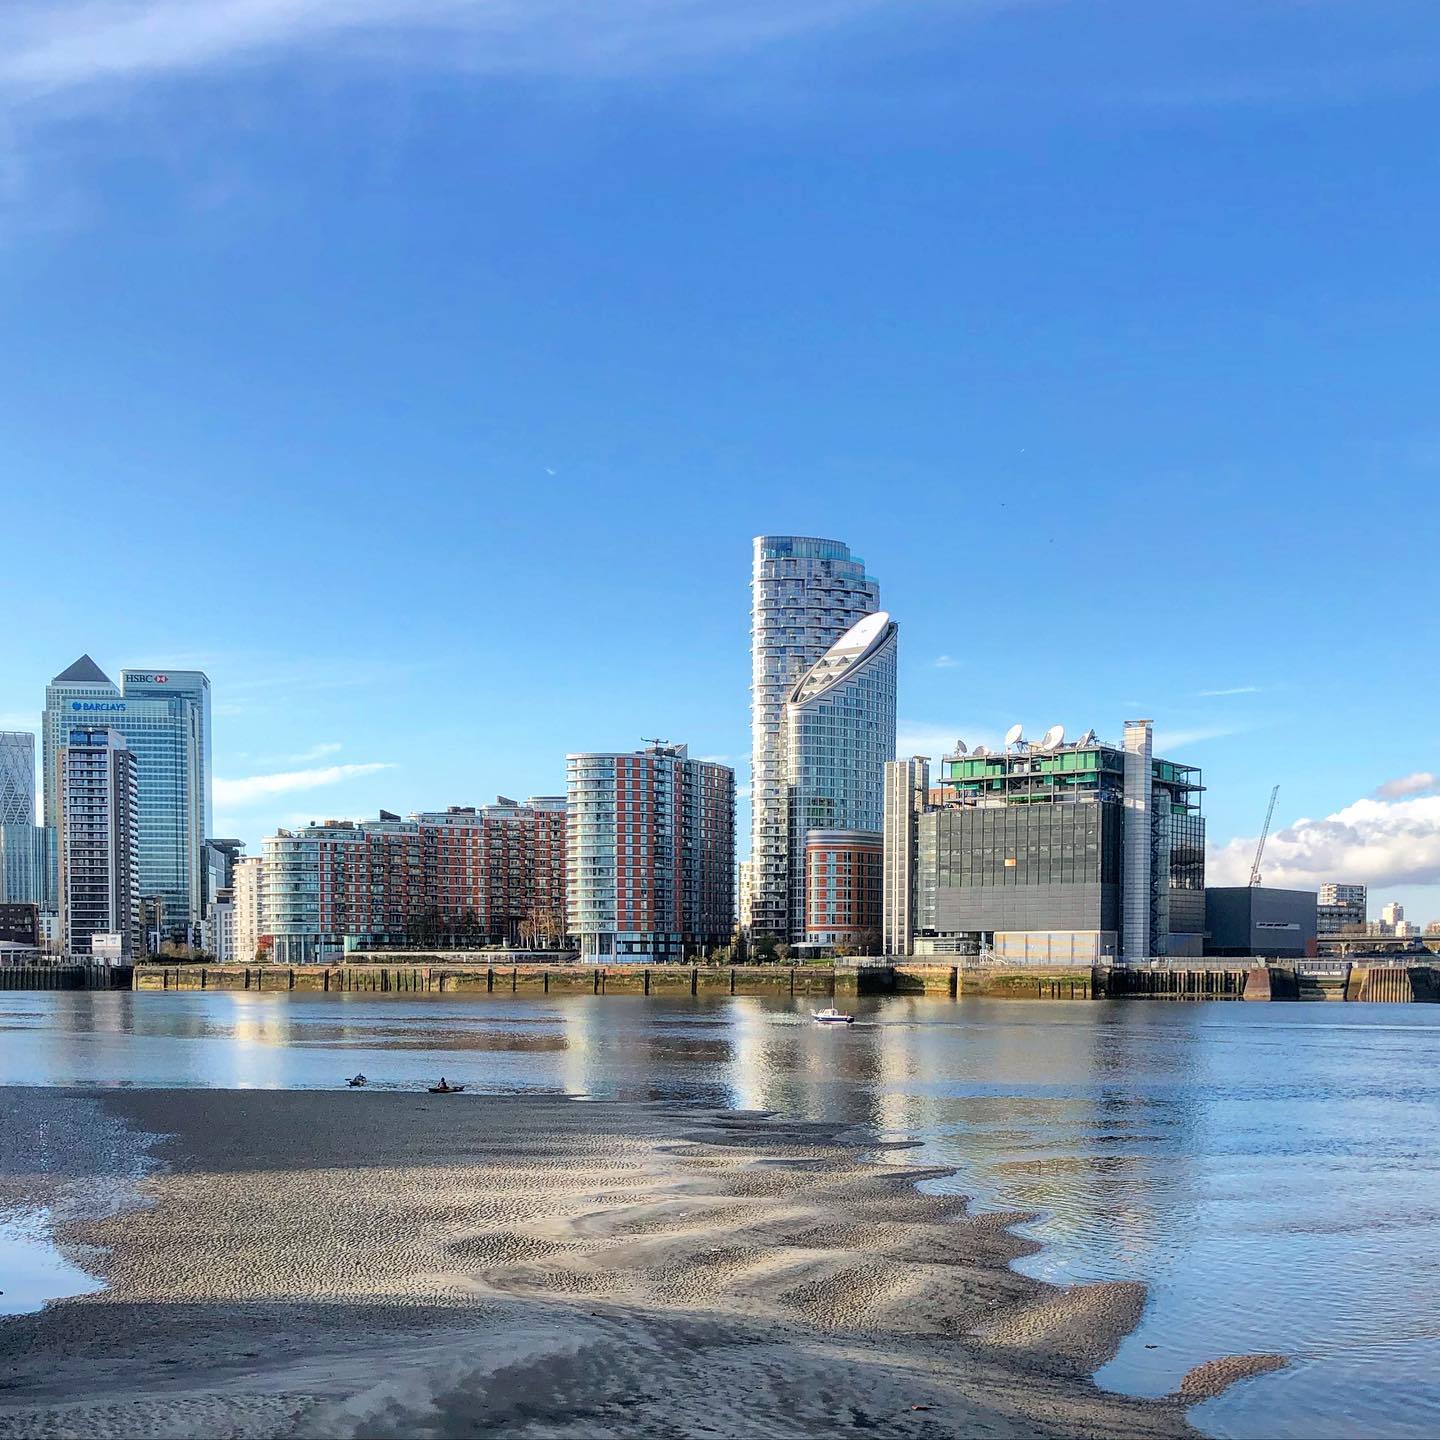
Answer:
[559,999,596,1096]
[223,991,296,1049]
[212,992,295,1089]
[726,998,771,1111]
[988,1009,1195,1277]
[724,997,904,1128]
[52,989,139,1040]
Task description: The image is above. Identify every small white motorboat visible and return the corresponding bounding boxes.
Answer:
[811,1007,855,1025]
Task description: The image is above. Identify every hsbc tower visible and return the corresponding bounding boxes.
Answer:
[119,669,212,945]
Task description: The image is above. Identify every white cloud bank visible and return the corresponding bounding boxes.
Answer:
[1376,771,1437,800]
[1208,793,1440,891]
[215,761,394,806]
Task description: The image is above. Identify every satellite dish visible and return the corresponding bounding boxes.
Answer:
[1077,728,1096,746]
[954,740,968,755]
[1040,724,1065,750]
[1004,723,1025,747]
[971,745,988,758]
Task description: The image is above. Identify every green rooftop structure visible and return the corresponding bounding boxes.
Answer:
[884,721,1206,962]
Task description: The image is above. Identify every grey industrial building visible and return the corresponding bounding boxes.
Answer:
[885,719,1206,962]
[1205,886,1317,959]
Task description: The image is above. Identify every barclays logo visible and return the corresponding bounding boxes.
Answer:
[71,701,126,712]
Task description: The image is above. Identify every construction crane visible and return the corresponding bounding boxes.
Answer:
[1249,785,1280,887]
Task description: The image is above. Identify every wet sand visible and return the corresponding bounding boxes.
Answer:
[0,1087,1198,1438]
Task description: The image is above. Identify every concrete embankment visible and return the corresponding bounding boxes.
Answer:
[121,959,1440,1002]
[130,961,1096,1000]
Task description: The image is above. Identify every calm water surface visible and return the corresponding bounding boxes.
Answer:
[2,990,1437,1438]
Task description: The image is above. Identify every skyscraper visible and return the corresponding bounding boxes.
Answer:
[0,731,34,826]
[119,670,212,943]
[58,726,140,957]
[784,611,897,940]
[748,536,879,940]
[42,659,213,943]
[42,657,122,831]
[567,742,735,962]
[0,732,55,908]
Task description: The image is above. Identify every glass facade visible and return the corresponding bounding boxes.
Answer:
[910,732,1205,958]
[784,614,897,941]
[119,671,211,943]
[749,536,879,939]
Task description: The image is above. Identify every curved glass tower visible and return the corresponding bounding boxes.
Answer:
[784,611,897,942]
[749,536,879,940]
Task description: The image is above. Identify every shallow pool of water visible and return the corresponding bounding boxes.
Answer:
[0,1207,104,1316]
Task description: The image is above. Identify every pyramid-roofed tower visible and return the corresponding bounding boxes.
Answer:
[52,655,114,686]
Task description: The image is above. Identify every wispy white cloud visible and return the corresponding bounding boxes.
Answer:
[1208,793,1440,892]
[896,720,998,759]
[1152,723,1248,751]
[279,740,344,764]
[1376,771,1438,801]
[932,655,959,669]
[0,0,894,113]
[1197,685,1261,698]
[214,761,394,806]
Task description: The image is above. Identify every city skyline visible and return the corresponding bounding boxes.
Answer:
[3,566,1436,929]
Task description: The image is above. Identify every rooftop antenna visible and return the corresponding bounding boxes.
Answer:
[1249,785,1280,887]
[1039,724,1065,751]
[1076,728,1096,747]
[1004,723,1025,748]
[954,740,968,755]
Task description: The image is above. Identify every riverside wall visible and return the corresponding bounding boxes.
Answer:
[129,961,1093,1000]
[125,959,1440,1002]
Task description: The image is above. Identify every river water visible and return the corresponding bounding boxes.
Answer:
[1,989,1437,1437]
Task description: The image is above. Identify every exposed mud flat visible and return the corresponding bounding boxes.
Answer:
[0,1088,1205,1438]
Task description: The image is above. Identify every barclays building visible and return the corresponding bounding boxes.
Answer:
[43,657,212,945]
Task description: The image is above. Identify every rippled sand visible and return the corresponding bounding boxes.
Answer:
[0,1089,1198,1438]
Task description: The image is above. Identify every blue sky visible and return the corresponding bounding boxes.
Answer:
[2,0,1438,920]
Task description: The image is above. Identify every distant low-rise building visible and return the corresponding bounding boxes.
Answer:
[0,902,39,948]
[263,797,573,965]
[232,855,264,963]
[1318,882,1367,934]
[801,830,882,954]
[203,889,236,961]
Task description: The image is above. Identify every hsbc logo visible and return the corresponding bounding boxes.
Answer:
[129,673,169,684]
